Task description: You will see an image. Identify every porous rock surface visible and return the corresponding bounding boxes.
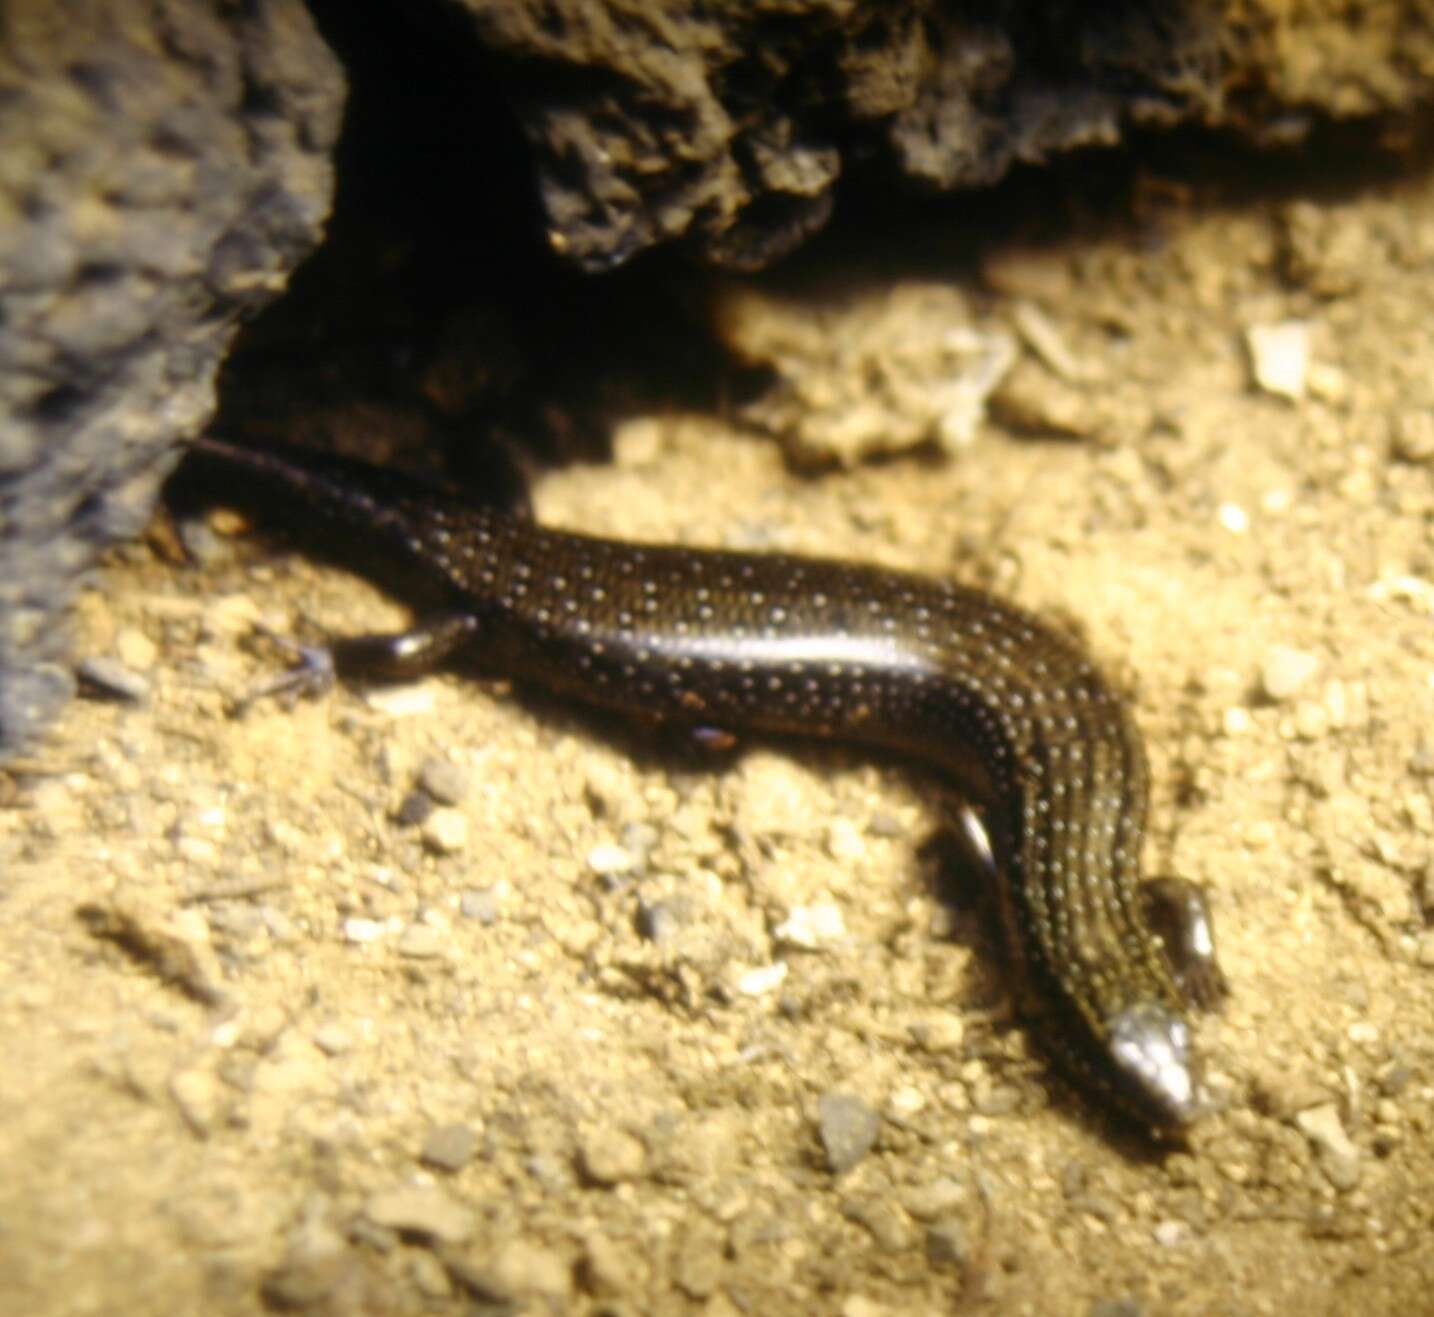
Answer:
[0,0,342,752]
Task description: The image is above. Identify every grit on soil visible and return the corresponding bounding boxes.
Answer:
[4,168,1434,1314]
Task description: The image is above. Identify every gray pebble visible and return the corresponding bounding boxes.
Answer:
[817,1092,880,1174]
[77,656,150,703]
[395,790,433,827]
[459,887,499,925]
[636,899,683,944]
[418,757,469,805]
[1089,1300,1144,1317]
[421,1123,478,1173]
[924,1219,967,1270]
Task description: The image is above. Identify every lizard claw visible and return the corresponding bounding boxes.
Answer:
[231,629,336,714]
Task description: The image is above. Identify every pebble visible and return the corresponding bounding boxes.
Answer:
[1246,320,1310,400]
[1089,1300,1143,1317]
[636,899,684,944]
[395,791,433,827]
[397,922,445,959]
[76,656,150,703]
[1391,410,1434,463]
[909,1015,964,1054]
[364,1184,474,1245]
[901,1178,966,1222]
[312,1022,352,1056]
[342,916,386,944]
[585,841,636,877]
[170,1066,222,1136]
[459,887,499,925]
[114,625,158,671]
[468,1240,572,1301]
[924,1219,968,1270]
[260,1240,349,1309]
[817,1092,881,1174]
[580,1231,641,1298]
[422,807,468,854]
[1152,1219,1190,1247]
[734,962,787,996]
[1217,501,1249,534]
[772,902,846,950]
[577,1124,647,1184]
[409,1250,452,1299]
[421,1123,478,1172]
[825,816,868,864]
[1260,645,1319,701]
[1294,1103,1361,1191]
[418,757,469,805]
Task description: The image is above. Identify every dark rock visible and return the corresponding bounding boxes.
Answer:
[0,0,342,755]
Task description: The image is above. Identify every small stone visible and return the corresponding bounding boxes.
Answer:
[924,1219,967,1270]
[1246,320,1309,400]
[409,1251,452,1299]
[1291,700,1330,740]
[1295,1103,1361,1191]
[398,922,445,959]
[422,807,468,854]
[585,842,636,877]
[418,758,469,805]
[115,625,158,671]
[483,1239,572,1300]
[1152,1219,1190,1247]
[672,1222,725,1299]
[77,656,150,703]
[579,1231,641,1298]
[312,1023,352,1056]
[577,1124,647,1185]
[825,816,867,864]
[636,899,683,944]
[459,888,498,925]
[260,1244,349,1309]
[421,1123,478,1172]
[1089,1300,1143,1317]
[396,791,433,827]
[902,1178,966,1222]
[170,1067,222,1136]
[342,917,386,944]
[773,902,846,950]
[1391,411,1434,463]
[1260,645,1319,701]
[818,1092,881,1174]
[1217,501,1249,534]
[909,1015,964,1054]
[364,1184,474,1245]
[734,962,787,996]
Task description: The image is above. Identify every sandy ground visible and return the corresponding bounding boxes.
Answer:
[4,162,1434,1316]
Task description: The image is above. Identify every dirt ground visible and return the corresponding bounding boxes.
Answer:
[5,155,1434,1316]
